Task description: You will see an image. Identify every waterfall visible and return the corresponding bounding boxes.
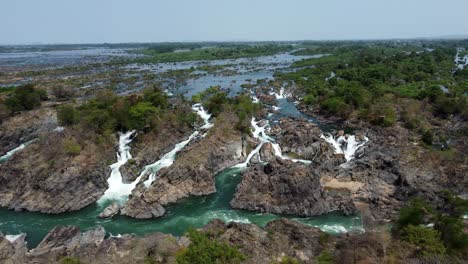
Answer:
[142,131,199,187]
[192,103,214,130]
[321,133,368,161]
[98,130,136,202]
[135,104,213,188]
[270,87,287,99]
[235,118,311,168]
[0,139,37,164]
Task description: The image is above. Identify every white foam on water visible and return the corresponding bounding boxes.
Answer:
[5,234,22,243]
[318,224,348,234]
[192,103,214,130]
[251,94,260,103]
[234,118,311,168]
[99,130,136,202]
[138,104,213,188]
[142,131,200,187]
[321,134,368,162]
[270,87,288,99]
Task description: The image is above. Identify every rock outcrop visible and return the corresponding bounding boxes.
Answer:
[0,219,389,264]
[0,129,112,214]
[98,202,120,218]
[121,112,247,219]
[231,157,357,216]
[119,119,194,182]
[0,107,56,157]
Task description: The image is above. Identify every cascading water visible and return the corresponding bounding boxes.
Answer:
[141,131,200,187]
[235,117,311,168]
[321,133,369,161]
[98,130,136,202]
[0,139,37,164]
[138,104,213,188]
[99,104,213,200]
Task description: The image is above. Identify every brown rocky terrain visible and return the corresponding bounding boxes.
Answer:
[119,118,194,182]
[0,219,391,264]
[0,106,57,156]
[232,116,467,224]
[0,127,113,214]
[121,112,250,219]
[231,157,357,216]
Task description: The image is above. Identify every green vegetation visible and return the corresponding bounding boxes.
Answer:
[60,257,82,264]
[62,137,82,155]
[138,44,293,63]
[315,251,334,264]
[3,84,47,112]
[278,256,300,264]
[394,194,468,259]
[191,88,263,133]
[277,41,468,131]
[57,105,80,126]
[0,86,16,94]
[57,86,180,135]
[176,228,246,264]
[402,225,446,256]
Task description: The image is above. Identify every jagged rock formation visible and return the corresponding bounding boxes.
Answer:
[121,112,247,219]
[0,130,112,214]
[119,120,193,182]
[0,107,56,156]
[231,157,357,216]
[0,219,389,264]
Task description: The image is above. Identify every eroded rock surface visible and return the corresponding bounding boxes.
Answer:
[0,130,112,214]
[231,157,357,216]
[122,112,247,219]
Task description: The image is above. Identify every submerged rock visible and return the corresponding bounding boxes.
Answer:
[98,202,121,218]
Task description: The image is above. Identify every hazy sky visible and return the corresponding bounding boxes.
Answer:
[1,0,467,44]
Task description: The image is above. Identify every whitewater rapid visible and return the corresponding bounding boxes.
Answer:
[98,104,213,202]
[99,130,136,202]
[321,133,368,161]
[235,118,311,168]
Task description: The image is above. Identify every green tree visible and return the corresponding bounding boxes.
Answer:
[176,229,246,264]
[129,102,159,129]
[402,225,446,256]
[57,105,79,126]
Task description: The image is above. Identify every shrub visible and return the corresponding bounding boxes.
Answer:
[60,257,82,264]
[176,229,246,264]
[395,198,432,232]
[203,92,228,116]
[57,105,79,126]
[63,138,81,155]
[279,256,300,264]
[367,104,396,127]
[421,130,433,145]
[402,225,446,256]
[129,102,159,129]
[52,86,75,99]
[5,84,47,112]
[302,94,316,105]
[316,251,334,264]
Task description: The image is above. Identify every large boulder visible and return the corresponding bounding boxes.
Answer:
[231,157,357,216]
